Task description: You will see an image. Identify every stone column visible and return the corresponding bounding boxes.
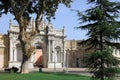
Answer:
[62,26,66,68]
[31,52,35,62]
[55,51,57,62]
[61,51,62,63]
[66,49,69,73]
[14,47,17,61]
[10,39,13,62]
[48,40,51,62]
[30,54,34,62]
[52,40,54,62]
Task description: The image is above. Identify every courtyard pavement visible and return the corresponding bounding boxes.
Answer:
[30,68,93,76]
[0,67,93,76]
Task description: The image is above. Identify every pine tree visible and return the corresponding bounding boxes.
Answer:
[76,0,120,80]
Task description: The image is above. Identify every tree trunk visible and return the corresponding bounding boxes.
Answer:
[20,55,29,73]
[18,31,30,73]
[100,32,104,80]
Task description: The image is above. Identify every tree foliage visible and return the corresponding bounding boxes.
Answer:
[84,49,120,79]
[76,0,120,80]
[77,0,120,50]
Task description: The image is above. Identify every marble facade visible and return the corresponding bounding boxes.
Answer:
[0,34,9,68]
[8,20,66,68]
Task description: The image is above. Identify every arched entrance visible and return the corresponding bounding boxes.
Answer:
[34,43,43,67]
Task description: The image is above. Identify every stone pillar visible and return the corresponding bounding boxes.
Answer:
[55,51,57,62]
[52,40,54,62]
[32,52,35,63]
[48,40,51,62]
[14,47,17,61]
[62,26,66,68]
[30,53,34,62]
[10,39,13,62]
[61,51,62,63]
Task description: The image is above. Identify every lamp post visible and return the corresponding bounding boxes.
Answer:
[66,49,69,73]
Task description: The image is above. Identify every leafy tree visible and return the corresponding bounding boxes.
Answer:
[76,0,120,80]
[0,0,72,73]
[84,49,120,80]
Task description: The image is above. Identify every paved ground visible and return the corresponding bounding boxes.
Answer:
[0,68,4,72]
[30,68,93,76]
[0,68,92,76]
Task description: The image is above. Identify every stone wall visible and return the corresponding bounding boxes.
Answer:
[0,34,9,68]
[65,40,94,68]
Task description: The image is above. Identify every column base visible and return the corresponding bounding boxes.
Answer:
[48,62,62,68]
[9,61,34,68]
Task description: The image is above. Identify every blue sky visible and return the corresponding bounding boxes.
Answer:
[0,0,119,40]
[52,0,89,40]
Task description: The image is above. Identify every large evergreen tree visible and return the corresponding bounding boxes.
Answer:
[76,0,120,80]
[0,0,72,73]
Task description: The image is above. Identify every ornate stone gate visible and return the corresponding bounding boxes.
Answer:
[8,20,66,68]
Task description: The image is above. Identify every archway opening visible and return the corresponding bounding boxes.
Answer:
[34,43,43,67]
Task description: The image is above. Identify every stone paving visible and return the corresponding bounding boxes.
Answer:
[0,68,4,72]
[30,68,92,76]
[29,68,89,72]
[0,67,90,74]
